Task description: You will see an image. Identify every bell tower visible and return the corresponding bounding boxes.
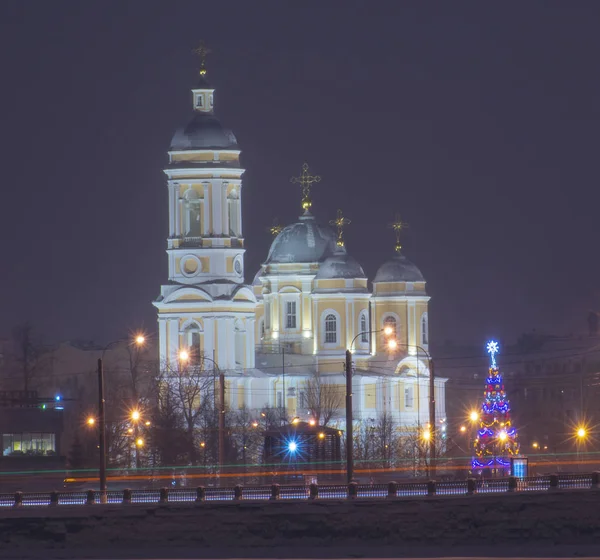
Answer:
[154,46,256,370]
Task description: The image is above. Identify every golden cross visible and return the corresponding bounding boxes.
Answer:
[388,213,409,253]
[329,209,351,247]
[268,218,283,237]
[193,41,212,76]
[290,163,321,214]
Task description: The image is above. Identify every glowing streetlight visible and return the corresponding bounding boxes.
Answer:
[288,441,298,453]
[469,410,479,422]
[318,432,325,440]
[200,442,206,448]
[291,417,300,424]
[135,335,146,345]
[532,442,539,449]
[179,350,189,362]
[577,427,587,439]
[136,438,144,447]
[383,326,394,336]
[422,430,431,441]
[87,417,96,426]
[127,428,133,434]
[131,410,141,422]
[308,419,316,426]
[459,425,466,433]
[387,339,398,350]
[145,421,151,426]
[252,421,259,428]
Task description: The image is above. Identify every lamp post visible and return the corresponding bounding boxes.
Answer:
[179,350,224,473]
[97,335,145,501]
[345,326,396,484]
[385,339,437,478]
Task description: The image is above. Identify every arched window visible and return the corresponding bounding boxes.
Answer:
[360,312,368,343]
[183,190,202,237]
[259,318,265,340]
[182,322,202,365]
[383,316,397,337]
[421,314,429,345]
[228,188,241,237]
[325,314,337,344]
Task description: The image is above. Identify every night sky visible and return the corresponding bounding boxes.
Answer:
[1,1,599,348]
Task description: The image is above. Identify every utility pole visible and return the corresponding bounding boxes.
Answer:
[282,345,286,422]
[218,371,225,474]
[97,358,107,502]
[429,358,436,479]
[345,349,353,484]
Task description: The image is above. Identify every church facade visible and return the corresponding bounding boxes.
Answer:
[153,62,446,431]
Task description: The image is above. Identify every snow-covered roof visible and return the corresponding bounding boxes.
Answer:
[374,253,425,283]
[314,253,366,280]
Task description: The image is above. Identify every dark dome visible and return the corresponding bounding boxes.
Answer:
[374,254,425,282]
[170,112,238,150]
[266,215,338,264]
[315,253,366,280]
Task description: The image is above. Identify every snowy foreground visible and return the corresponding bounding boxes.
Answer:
[1,490,600,559]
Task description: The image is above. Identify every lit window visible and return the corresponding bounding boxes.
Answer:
[360,313,368,343]
[325,314,337,344]
[421,314,428,345]
[286,301,297,329]
[2,433,56,456]
[196,95,203,108]
[260,319,265,340]
[384,316,397,337]
[276,391,283,408]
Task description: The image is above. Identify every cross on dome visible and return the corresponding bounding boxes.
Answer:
[290,163,321,214]
[193,41,212,76]
[268,218,283,237]
[388,214,409,253]
[329,209,351,247]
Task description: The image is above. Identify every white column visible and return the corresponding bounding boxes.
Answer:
[176,197,182,237]
[213,181,223,235]
[246,317,255,369]
[221,183,228,237]
[203,182,210,236]
[158,318,168,366]
[407,300,416,352]
[168,319,180,367]
[238,190,243,237]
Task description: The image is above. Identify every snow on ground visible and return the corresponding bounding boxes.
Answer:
[1,490,600,559]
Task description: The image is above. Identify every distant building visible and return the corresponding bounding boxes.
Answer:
[0,390,64,470]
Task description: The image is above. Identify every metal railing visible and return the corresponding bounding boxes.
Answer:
[0,472,598,509]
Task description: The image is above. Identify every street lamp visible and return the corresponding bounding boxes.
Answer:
[384,340,437,478]
[469,410,479,423]
[97,335,146,501]
[344,327,400,483]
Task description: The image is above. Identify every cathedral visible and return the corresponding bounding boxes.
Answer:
[153,57,446,431]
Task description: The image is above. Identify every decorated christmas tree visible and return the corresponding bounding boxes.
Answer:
[472,341,519,474]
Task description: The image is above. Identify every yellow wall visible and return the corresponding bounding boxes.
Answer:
[365,383,376,408]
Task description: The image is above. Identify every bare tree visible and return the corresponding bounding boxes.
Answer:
[157,359,215,465]
[305,372,343,426]
[230,405,262,469]
[10,323,52,393]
